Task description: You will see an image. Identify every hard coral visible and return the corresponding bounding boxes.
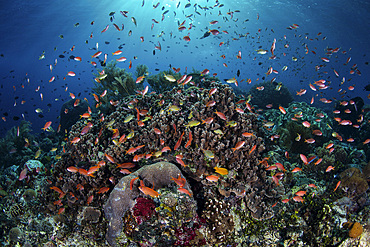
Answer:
[50,80,281,245]
[104,162,191,246]
[23,189,37,203]
[82,206,101,224]
[340,167,369,198]
[201,197,234,244]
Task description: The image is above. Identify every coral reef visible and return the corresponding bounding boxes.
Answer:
[278,120,313,153]
[339,167,369,198]
[249,81,293,109]
[263,101,333,155]
[146,69,180,93]
[59,99,89,132]
[0,121,34,169]
[104,162,192,246]
[9,227,23,243]
[91,61,145,102]
[23,189,37,203]
[81,207,101,224]
[43,80,281,246]
[201,196,234,244]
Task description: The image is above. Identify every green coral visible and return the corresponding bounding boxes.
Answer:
[92,61,145,102]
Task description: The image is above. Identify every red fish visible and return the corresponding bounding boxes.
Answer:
[42,121,52,131]
[185,131,192,148]
[101,25,109,33]
[171,175,186,188]
[174,132,184,150]
[97,187,110,194]
[249,144,257,155]
[67,71,76,77]
[19,167,28,181]
[215,111,227,120]
[178,188,192,196]
[105,153,116,163]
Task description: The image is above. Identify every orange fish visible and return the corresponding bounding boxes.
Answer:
[139,180,159,197]
[76,184,84,190]
[232,141,245,152]
[130,177,139,190]
[87,195,94,205]
[116,162,135,169]
[275,162,286,171]
[42,121,52,131]
[279,106,286,114]
[326,166,334,172]
[80,113,91,119]
[334,181,341,192]
[112,50,122,56]
[178,187,192,197]
[120,169,131,174]
[171,175,186,188]
[105,153,116,163]
[174,132,184,150]
[215,111,227,120]
[249,144,257,155]
[302,121,311,128]
[67,166,79,173]
[206,175,219,182]
[176,157,187,167]
[185,131,192,148]
[202,117,214,124]
[295,191,306,197]
[308,184,317,189]
[97,187,110,194]
[293,196,304,202]
[67,71,76,77]
[291,167,302,173]
[300,154,308,164]
[70,137,80,144]
[242,132,255,138]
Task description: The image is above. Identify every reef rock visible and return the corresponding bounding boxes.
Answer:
[104,162,191,246]
[59,99,89,132]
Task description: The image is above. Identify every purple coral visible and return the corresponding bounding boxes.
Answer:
[132,197,156,224]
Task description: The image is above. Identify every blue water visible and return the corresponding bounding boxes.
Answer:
[0,0,369,136]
